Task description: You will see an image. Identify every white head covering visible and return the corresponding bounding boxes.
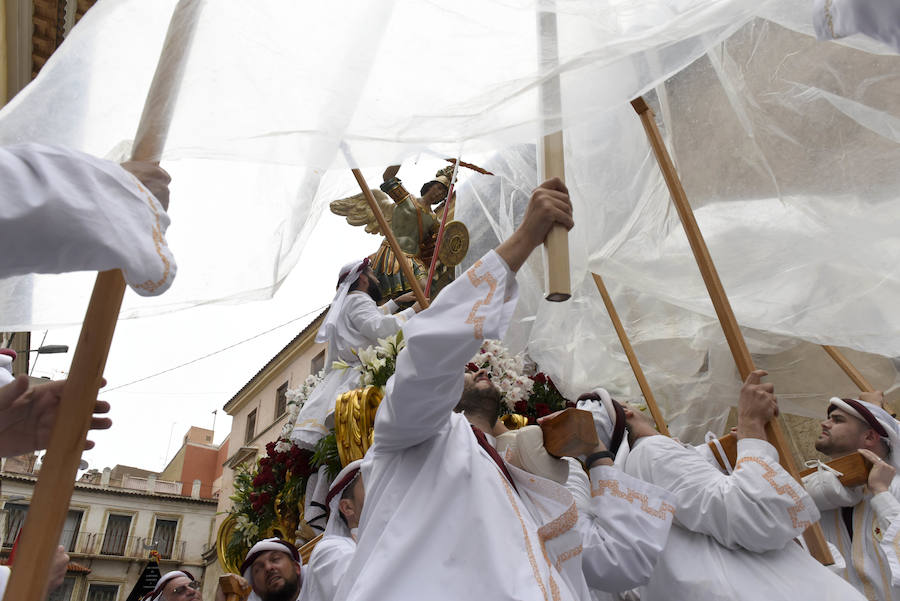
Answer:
[0,349,16,386]
[141,570,195,601]
[240,538,303,601]
[315,259,369,345]
[828,397,900,469]
[576,387,632,466]
[323,459,363,540]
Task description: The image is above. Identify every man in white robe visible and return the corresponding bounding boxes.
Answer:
[334,179,674,601]
[301,459,363,601]
[239,538,304,601]
[1,143,175,295]
[804,395,900,600]
[291,261,419,533]
[622,370,867,601]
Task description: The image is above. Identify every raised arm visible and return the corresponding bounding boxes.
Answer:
[371,179,573,453]
[0,143,175,294]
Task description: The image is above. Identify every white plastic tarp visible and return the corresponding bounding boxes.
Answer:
[1,0,899,442]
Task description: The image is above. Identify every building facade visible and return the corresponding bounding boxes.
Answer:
[202,311,326,599]
[0,466,217,601]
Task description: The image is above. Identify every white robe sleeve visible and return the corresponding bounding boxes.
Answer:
[801,468,865,511]
[630,435,820,553]
[302,537,356,601]
[371,250,518,453]
[873,477,900,586]
[576,463,675,592]
[0,143,176,295]
[345,294,413,341]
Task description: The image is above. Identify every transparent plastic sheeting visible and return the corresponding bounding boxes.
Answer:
[1,1,899,442]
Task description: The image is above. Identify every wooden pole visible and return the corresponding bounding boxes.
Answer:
[351,169,429,309]
[5,2,205,599]
[631,95,834,565]
[219,574,251,601]
[822,345,874,392]
[591,273,670,436]
[538,8,571,302]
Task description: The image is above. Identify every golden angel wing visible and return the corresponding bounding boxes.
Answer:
[329,189,394,235]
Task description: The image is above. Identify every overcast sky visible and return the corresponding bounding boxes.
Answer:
[31,161,445,475]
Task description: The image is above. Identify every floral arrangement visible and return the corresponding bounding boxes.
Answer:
[343,330,405,388]
[467,339,572,421]
[226,369,337,568]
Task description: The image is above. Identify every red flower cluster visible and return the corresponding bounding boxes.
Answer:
[249,491,272,511]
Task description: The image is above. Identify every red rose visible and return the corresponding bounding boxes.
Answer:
[533,372,547,384]
[259,457,271,469]
[251,475,264,487]
[258,492,272,506]
[265,441,277,456]
[514,401,528,414]
[466,363,479,373]
[535,403,551,417]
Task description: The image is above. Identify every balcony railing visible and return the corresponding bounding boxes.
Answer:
[68,532,186,561]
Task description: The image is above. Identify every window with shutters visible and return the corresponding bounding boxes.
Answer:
[2,502,27,547]
[275,382,288,418]
[245,409,257,444]
[48,576,76,601]
[86,583,119,601]
[100,514,131,556]
[60,509,83,552]
[153,517,178,559]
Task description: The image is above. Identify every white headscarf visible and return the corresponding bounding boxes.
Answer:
[323,459,363,540]
[240,538,303,601]
[140,570,195,601]
[0,349,16,386]
[576,387,632,466]
[315,259,369,345]
[828,397,900,469]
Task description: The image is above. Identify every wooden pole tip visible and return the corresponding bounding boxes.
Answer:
[631,97,650,115]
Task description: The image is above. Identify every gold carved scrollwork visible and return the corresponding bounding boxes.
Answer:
[500,413,529,430]
[216,515,242,574]
[335,386,384,467]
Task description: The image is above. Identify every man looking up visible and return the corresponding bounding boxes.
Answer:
[239,539,303,601]
[620,370,866,601]
[334,179,673,601]
[804,395,900,601]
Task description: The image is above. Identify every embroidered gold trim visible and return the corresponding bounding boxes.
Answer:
[130,178,172,294]
[733,456,812,530]
[592,479,676,521]
[538,503,578,542]
[499,475,550,601]
[555,544,583,571]
[464,259,498,339]
[850,501,877,600]
[833,510,850,582]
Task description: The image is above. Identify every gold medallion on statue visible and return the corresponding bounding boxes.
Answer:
[438,221,469,267]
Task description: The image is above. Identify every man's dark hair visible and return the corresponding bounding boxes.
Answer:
[350,269,383,304]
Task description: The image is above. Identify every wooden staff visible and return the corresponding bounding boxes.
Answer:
[219,574,251,601]
[350,169,429,309]
[6,2,205,599]
[538,7,571,302]
[631,96,834,565]
[822,345,875,392]
[591,273,670,436]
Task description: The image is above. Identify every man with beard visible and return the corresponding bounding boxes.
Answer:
[803,395,900,601]
[290,259,421,532]
[333,178,675,601]
[239,539,304,601]
[619,371,866,601]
